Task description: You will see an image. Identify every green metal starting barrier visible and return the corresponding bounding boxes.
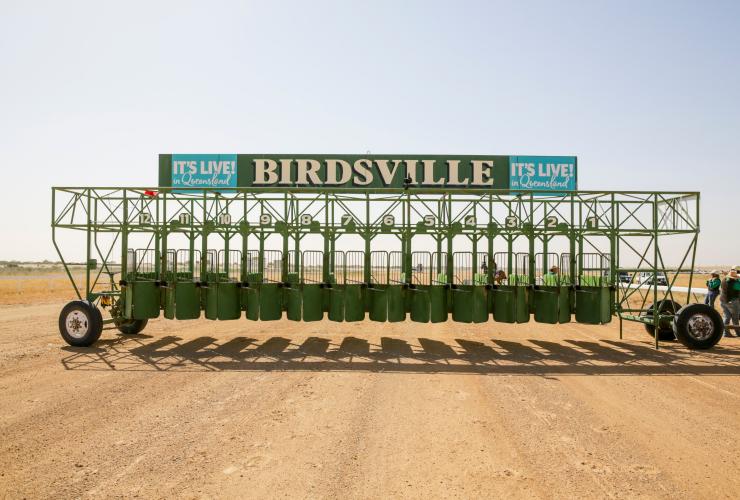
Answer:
[54,186,720,351]
[119,245,620,328]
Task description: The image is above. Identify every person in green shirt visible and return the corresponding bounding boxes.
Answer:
[544,265,560,286]
[705,270,721,307]
[719,267,740,337]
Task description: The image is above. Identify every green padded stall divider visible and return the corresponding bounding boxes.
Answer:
[175,282,201,320]
[130,281,160,320]
[243,287,260,321]
[259,284,282,320]
[328,288,344,322]
[302,284,324,322]
[451,287,472,323]
[575,287,603,324]
[492,287,515,323]
[429,286,447,323]
[124,286,133,319]
[601,287,612,324]
[534,288,559,324]
[368,286,387,322]
[609,288,617,316]
[515,286,530,323]
[217,282,241,320]
[558,286,571,323]
[344,284,365,322]
[410,287,430,323]
[205,284,218,320]
[285,287,302,321]
[472,287,488,323]
[164,287,175,320]
[387,285,406,322]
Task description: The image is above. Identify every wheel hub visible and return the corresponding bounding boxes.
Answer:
[65,310,89,339]
[687,313,714,341]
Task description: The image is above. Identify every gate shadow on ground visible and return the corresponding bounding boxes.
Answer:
[60,333,740,375]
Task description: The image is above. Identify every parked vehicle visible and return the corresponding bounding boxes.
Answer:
[638,271,668,286]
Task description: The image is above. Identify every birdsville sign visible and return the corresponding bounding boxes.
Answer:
[159,154,577,192]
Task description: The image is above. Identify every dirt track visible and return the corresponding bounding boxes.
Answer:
[1,301,739,499]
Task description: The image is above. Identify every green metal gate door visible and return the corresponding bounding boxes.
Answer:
[533,252,562,324]
[575,253,612,324]
[174,249,202,320]
[215,249,242,320]
[492,252,529,323]
[451,252,488,323]
[343,251,366,322]
[409,252,431,323]
[368,251,388,322]
[126,249,161,320]
[451,252,472,323]
[301,250,324,321]
[259,249,283,321]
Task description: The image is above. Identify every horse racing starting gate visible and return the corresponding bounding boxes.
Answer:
[52,154,723,350]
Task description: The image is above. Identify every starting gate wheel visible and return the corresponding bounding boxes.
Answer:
[115,318,149,335]
[672,303,724,350]
[58,300,103,347]
[644,300,681,341]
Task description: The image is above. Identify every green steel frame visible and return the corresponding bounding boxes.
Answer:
[51,186,702,347]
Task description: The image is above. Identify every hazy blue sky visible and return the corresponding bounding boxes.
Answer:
[0,0,738,264]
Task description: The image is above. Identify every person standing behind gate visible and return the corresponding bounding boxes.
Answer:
[719,267,740,337]
[705,270,721,307]
[545,265,560,285]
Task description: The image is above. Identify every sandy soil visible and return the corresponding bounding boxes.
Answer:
[1,298,739,499]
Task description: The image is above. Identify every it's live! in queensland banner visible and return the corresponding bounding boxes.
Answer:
[509,156,577,191]
[171,154,237,190]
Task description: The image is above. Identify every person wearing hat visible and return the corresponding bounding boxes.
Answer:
[719,267,740,337]
[545,265,560,286]
[705,270,721,308]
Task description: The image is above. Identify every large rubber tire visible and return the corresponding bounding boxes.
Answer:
[644,300,681,341]
[115,318,148,335]
[59,300,103,347]
[672,303,723,350]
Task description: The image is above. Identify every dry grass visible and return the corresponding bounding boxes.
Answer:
[0,275,87,305]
